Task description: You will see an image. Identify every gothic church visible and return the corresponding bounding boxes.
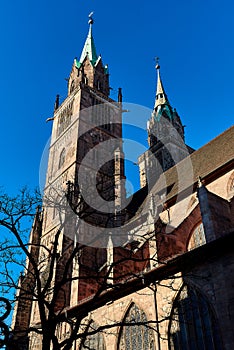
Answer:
[11,16,234,350]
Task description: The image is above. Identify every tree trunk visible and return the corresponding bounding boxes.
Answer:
[42,326,55,350]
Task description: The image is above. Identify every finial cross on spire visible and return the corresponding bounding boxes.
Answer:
[88,11,94,25]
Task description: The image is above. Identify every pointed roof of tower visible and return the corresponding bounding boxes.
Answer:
[154,62,170,109]
[77,14,99,68]
[153,61,174,121]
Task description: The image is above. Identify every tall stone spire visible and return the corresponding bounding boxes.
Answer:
[138,61,192,188]
[77,13,99,67]
[67,13,110,96]
[154,62,169,110]
[153,61,173,121]
[149,61,185,140]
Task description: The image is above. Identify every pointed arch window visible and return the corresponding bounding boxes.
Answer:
[168,284,223,350]
[187,223,206,251]
[80,321,106,350]
[117,303,156,350]
[58,148,66,169]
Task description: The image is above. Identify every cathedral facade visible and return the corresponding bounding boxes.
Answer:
[11,17,234,350]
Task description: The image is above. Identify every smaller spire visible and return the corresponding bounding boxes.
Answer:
[154,58,169,110]
[78,12,98,67]
[152,59,174,122]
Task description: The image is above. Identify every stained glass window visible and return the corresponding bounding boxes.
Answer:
[168,284,223,350]
[118,303,155,350]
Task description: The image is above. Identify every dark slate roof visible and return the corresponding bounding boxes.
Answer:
[165,124,234,202]
[126,125,234,219]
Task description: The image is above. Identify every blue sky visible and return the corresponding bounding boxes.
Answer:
[0,0,233,194]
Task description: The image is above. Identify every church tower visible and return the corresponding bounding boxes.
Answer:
[28,15,125,329]
[138,62,194,188]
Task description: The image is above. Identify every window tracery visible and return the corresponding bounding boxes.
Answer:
[168,284,223,350]
[56,100,73,137]
[187,223,205,251]
[118,303,155,350]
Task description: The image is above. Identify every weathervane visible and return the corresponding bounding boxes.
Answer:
[155,56,160,70]
[88,11,94,25]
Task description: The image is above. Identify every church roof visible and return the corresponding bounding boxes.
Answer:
[127,125,234,219]
[164,124,234,203]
